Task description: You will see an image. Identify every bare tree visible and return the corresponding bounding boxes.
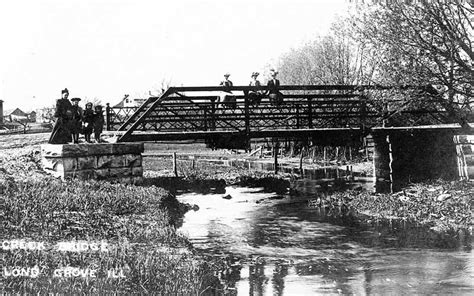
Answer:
[277,17,378,87]
[350,0,473,122]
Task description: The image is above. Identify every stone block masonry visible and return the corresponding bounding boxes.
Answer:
[373,131,474,191]
[41,143,144,184]
[372,130,459,191]
[454,135,474,180]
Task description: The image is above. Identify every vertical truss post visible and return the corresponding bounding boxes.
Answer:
[359,95,367,132]
[244,92,250,135]
[211,97,216,131]
[308,97,313,129]
[203,106,208,131]
[296,104,300,129]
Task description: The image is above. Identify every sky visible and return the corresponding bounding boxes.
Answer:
[0,0,352,111]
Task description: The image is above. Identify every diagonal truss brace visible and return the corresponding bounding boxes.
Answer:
[118,87,175,141]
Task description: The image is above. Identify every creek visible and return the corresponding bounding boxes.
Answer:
[177,168,473,295]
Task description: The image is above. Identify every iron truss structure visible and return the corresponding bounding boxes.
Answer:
[107,85,451,146]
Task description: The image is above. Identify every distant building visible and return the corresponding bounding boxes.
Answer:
[28,111,36,122]
[9,108,29,122]
[114,94,146,108]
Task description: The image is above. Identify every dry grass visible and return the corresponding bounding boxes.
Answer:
[349,180,473,232]
[0,134,223,294]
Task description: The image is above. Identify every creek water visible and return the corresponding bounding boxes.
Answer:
[177,171,473,295]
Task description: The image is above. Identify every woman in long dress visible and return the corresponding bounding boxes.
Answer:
[48,88,73,144]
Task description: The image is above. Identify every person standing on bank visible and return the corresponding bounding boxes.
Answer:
[219,73,235,108]
[267,69,283,106]
[82,102,94,143]
[93,105,105,143]
[248,72,262,105]
[70,97,83,144]
[48,88,73,144]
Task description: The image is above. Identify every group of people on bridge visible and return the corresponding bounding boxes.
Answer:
[48,88,105,144]
[219,68,283,108]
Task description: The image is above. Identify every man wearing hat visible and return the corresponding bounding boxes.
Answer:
[219,73,235,108]
[266,69,283,106]
[248,72,262,105]
[48,88,73,144]
[70,97,83,144]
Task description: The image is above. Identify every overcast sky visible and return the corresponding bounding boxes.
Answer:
[0,0,351,111]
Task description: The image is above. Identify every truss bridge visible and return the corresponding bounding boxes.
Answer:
[107,85,453,148]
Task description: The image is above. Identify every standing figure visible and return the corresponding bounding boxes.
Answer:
[93,105,105,143]
[48,88,73,144]
[248,72,262,105]
[82,102,94,143]
[266,69,283,106]
[219,73,235,108]
[70,98,83,144]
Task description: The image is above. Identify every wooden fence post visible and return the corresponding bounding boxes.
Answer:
[274,145,279,174]
[323,146,327,166]
[173,152,178,177]
[299,147,304,173]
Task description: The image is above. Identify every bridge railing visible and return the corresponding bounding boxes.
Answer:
[107,85,451,142]
[106,94,375,133]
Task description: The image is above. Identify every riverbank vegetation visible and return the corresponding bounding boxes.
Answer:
[1,128,472,293]
[349,181,473,233]
[0,140,223,294]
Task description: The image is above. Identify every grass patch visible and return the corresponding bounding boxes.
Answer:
[347,180,473,232]
[1,177,222,294]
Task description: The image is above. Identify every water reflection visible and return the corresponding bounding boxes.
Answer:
[199,158,397,193]
[178,186,473,295]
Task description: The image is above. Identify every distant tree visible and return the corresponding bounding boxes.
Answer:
[39,106,55,123]
[277,17,377,86]
[278,35,360,85]
[13,119,30,134]
[127,78,174,102]
[350,0,473,122]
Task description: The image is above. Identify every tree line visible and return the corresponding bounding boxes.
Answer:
[277,0,472,125]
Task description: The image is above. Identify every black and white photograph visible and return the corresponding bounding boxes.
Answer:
[1,0,473,294]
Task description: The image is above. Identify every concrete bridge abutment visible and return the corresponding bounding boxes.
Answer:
[41,143,144,184]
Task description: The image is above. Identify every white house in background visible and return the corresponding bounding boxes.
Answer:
[114,94,146,108]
